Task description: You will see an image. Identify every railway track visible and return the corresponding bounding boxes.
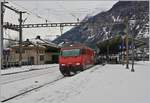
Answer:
[1,65,98,102]
[1,67,59,85]
[1,76,64,102]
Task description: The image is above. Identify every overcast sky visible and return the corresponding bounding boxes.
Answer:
[4,0,118,41]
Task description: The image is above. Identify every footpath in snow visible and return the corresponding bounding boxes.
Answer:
[3,61,150,103]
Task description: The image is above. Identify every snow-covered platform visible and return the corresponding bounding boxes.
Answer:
[2,61,150,103]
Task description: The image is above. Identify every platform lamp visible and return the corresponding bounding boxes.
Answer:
[129,19,136,72]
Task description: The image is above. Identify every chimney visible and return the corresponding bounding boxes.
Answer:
[36,35,41,39]
[26,39,29,42]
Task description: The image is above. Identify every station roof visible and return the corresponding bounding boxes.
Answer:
[96,35,147,54]
[11,36,60,52]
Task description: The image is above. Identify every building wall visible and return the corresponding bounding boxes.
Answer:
[45,53,52,63]
[3,45,59,67]
[9,47,46,65]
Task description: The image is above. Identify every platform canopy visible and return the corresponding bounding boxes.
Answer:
[96,35,147,54]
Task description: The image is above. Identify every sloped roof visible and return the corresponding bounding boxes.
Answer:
[30,37,59,48]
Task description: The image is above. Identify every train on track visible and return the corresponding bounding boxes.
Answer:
[59,43,95,76]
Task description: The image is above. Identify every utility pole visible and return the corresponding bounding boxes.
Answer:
[107,45,109,63]
[1,1,4,70]
[0,2,3,68]
[0,1,3,101]
[125,17,129,69]
[0,1,6,68]
[19,11,23,66]
[2,2,25,67]
[36,45,39,65]
[60,25,63,35]
[131,28,135,72]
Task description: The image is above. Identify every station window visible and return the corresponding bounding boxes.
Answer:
[39,50,45,54]
[16,49,25,54]
[40,55,44,61]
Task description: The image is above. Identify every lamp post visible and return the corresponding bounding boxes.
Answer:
[121,34,126,65]
[129,19,136,72]
[124,17,129,69]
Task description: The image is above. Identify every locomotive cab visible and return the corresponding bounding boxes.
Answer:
[59,44,94,76]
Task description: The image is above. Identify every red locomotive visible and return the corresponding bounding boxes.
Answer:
[59,43,95,76]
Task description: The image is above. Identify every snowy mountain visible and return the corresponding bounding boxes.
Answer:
[53,1,149,48]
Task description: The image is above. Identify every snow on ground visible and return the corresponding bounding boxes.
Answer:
[1,65,62,101]
[4,61,150,103]
[1,64,58,75]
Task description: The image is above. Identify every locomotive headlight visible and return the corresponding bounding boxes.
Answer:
[76,63,80,65]
[61,64,66,66]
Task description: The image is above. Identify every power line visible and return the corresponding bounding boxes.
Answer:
[57,2,80,22]
[6,0,51,23]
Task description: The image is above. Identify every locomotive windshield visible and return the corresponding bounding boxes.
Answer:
[61,49,80,57]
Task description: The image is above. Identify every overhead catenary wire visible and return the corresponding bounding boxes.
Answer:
[6,0,51,23]
[5,1,104,23]
[3,29,19,43]
[57,2,80,22]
